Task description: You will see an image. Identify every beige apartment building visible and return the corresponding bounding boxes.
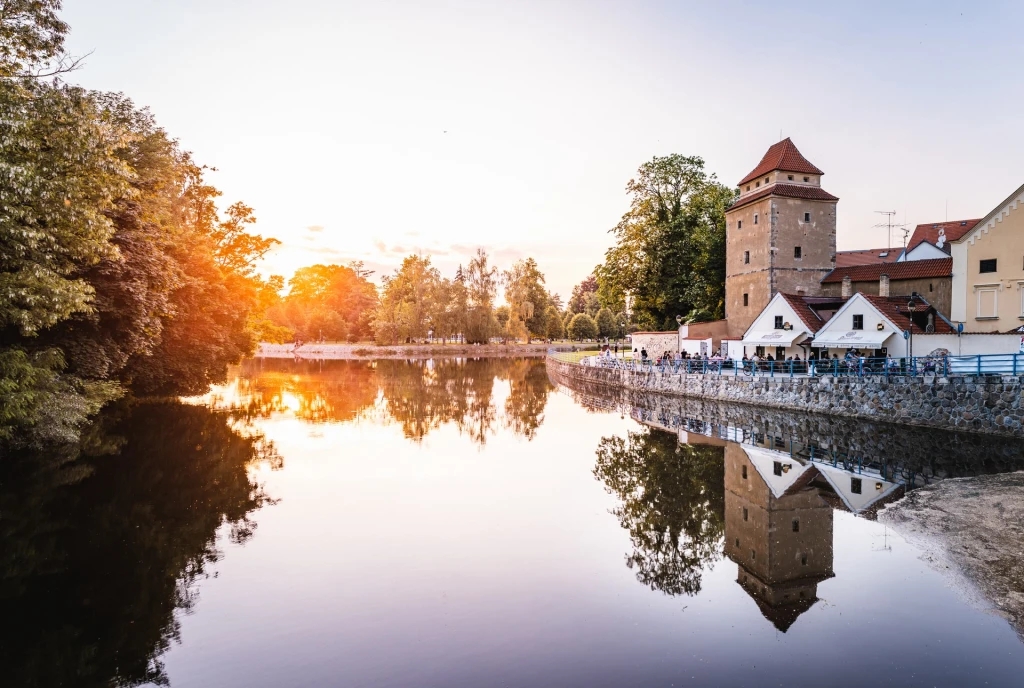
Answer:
[724,139,838,338]
[951,181,1024,332]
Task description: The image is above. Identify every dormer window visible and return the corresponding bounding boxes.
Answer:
[756,181,760,188]
[746,185,750,191]
[764,177,769,184]
[787,175,794,181]
[803,176,809,182]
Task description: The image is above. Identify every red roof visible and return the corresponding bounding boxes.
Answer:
[906,219,981,253]
[778,293,827,333]
[861,294,956,334]
[738,138,825,186]
[835,247,902,268]
[728,183,838,212]
[821,257,952,284]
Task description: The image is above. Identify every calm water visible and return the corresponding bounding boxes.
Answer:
[3,357,1024,688]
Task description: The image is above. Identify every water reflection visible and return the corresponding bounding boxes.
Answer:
[221,358,555,445]
[0,402,278,688]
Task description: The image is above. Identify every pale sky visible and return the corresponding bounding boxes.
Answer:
[63,0,1024,299]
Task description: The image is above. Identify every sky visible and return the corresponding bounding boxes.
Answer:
[62,0,1024,300]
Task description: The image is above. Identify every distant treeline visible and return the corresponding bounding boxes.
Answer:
[0,4,279,450]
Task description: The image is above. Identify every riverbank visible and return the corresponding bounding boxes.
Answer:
[546,356,1024,436]
[255,342,585,360]
[881,472,1024,640]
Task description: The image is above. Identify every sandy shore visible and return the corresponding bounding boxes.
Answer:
[881,471,1024,639]
[255,342,582,359]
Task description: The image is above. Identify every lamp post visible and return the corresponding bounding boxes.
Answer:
[906,299,917,363]
[675,314,684,355]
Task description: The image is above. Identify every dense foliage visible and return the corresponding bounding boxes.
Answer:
[0,3,278,449]
[595,155,735,331]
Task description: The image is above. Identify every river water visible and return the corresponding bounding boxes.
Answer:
[3,357,1024,687]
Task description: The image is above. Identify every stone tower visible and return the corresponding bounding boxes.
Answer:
[724,138,837,337]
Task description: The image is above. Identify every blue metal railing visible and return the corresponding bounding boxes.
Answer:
[550,350,1024,378]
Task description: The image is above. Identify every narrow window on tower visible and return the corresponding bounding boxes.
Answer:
[754,213,759,225]
[743,293,749,307]
[744,251,750,264]
[738,220,743,230]
[803,212,811,222]
[794,246,802,259]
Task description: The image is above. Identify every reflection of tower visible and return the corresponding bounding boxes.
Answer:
[723,444,834,632]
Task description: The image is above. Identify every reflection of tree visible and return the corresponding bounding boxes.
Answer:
[232,358,378,423]
[594,428,725,596]
[0,402,277,688]
[502,358,555,440]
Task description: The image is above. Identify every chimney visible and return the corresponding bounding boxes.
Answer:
[879,273,890,297]
[841,275,852,299]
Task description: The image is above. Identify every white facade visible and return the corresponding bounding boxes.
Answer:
[810,293,905,355]
[899,241,948,262]
[740,293,817,358]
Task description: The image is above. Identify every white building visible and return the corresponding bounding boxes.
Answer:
[740,293,846,360]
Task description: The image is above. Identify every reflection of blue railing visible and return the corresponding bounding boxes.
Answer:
[550,349,1024,378]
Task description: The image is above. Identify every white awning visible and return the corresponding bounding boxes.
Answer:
[812,329,895,349]
[741,329,806,346]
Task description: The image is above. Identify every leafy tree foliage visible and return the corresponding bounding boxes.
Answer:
[545,305,565,340]
[503,257,549,342]
[268,262,376,342]
[596,308,617,339]
[595,154,735,331]
[568,313,598,341]
[568,274,598,314]
[594,428,725,596]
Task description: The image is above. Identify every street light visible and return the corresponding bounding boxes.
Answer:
[906,299,917,362]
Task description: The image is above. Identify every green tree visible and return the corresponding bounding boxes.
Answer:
[595,308,616,339]
[545,306,565,340]
[272,262,377,342]
[568,274,597,314]
[595,154,735,330]
[594,428,726,596]
[503,257,548,343]
[568,313,598,341]
[372,255,440,345]
[464,248,498,344]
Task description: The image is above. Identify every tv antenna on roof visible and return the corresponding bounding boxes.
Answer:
[872,210,907,250]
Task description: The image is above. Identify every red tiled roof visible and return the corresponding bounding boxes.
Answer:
[835,247,902,268]
[727,183,838,212]
[821,257,952,284]
[861,294,956,334]
[906,219,980,252]
[778,293,827,333]
[738,138,824,186]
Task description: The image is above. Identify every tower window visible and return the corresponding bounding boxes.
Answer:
[794,246,802,259]
[979,259,997,273]
[744,251,750,264]
[929,283,933,292]
[774,315,784,330]
[787,175,794,181]
[803,176,809,182]
[852,314,864,330]
[754,213,759,225]
[803,212,811,222]
[743,293,749,307]
[738,220,743,229]
[735,538,740,547]
[742,465,747,479]
[743,507,748,521]
[851,478,863,494]
[792,519,800,533]
[801,553,808,566]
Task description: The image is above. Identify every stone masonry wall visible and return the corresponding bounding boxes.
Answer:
[547,358,1024,437]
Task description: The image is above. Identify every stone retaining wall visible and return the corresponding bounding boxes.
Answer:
[546,358,1024,437]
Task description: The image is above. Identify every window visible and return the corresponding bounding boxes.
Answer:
[980,259,997,273]
[741,465,747,479]
[929,283,933,292]
[743,293,749,306]
[773,461,783,476]
[787,175,794,181]
[801,553,808,566]
[743,507,748,521]
[852,314,864,330]
[764,177,769,183]
[754,213,759,225]
[735,538,740,547]
[751,550,756,561]
[774,315,784,329]
[737,220,742,229]
[803,176,809,182]
[756,181,760,188]
[803,212,811,222]
[745,185,750,191]
[792,519,800,533]
[851,477,862,494]
[794,246,802,259]
[744,250,750,264]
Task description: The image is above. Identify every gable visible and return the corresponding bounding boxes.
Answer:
[957,181,1024,246]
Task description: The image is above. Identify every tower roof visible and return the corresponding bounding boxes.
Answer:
[739,138,824,186]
